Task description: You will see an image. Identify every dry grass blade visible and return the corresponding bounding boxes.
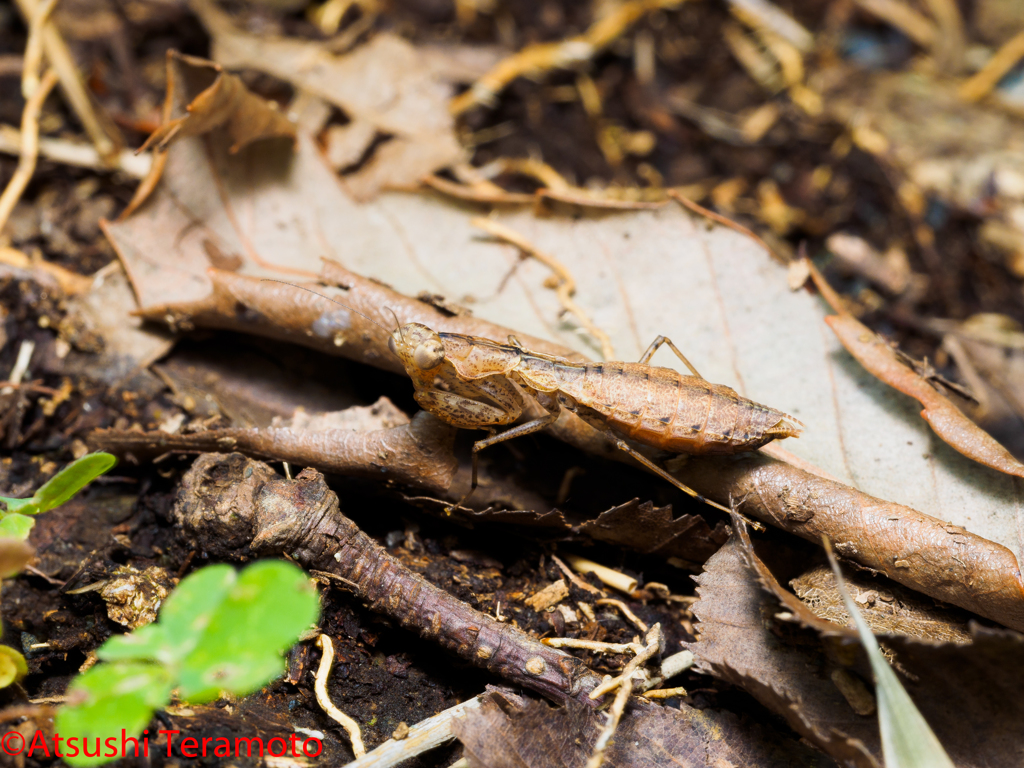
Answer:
[13,0,122,160]
[958,29,1024,102]
[0,69,57,235]
[824,543,956,768]
[805,258,1024,479]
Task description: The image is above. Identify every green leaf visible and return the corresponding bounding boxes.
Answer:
[31,453,117,514]
[99,565,236,665]
[825,545,955,768]
[55,662,173,767]
[176,560,319,702]
[0,645,28,688]
[0,514,35,540]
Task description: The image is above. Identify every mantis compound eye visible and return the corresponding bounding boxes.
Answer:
[413,339,445,369]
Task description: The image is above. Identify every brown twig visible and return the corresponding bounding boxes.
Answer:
[667,189,784,264]
[89,410,459,496]
[173,454,604,705]
[959,30,1024,102]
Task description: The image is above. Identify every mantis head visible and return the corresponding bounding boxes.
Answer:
[388,323,446,372]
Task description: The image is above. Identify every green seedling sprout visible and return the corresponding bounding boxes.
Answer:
[825,540,955,768]
[55,560,320,767]
[0,452,117,539]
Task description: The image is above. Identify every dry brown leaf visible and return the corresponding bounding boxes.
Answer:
[687,527,1024,768]
[791,565,973,645]
[577,499,728,563]
[47,264,174,397]
[453,689,839,768]
[138,51,295,156]
[672,453,1024,631]
[191,0,464,199]
[806,259,1024,479]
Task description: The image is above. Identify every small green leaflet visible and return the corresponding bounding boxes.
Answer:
[56,560,320,767]
[0,453,117,540]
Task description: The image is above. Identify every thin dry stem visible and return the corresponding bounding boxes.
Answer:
[726,0,812,51]
[551,554,604,596]
[472,217,615,360]
[542,638,645,654]
[589,624,663,700]
[21,0,59,99]
[668,189,784,264]
[314,634,366,757]
[13,0,121,160]
[0,69,57,235]
[921,0,965,73]
[343,696,484,768]
[450,0,686,115]
[959,30,1024,102]
[641,686,688,699]
[585,677,632,768]
[0,125,150,178]
[563,555,638,594]
[595,599,648,632]
[850,0,936,47]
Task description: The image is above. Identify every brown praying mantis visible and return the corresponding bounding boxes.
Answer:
[271,281,802,513]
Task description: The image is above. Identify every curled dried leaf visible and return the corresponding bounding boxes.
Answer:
[138,51,296,156]
[805,260,1024,480]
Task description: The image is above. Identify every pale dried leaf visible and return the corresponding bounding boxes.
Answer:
[192,0,465,198]
[104,121,1024,586]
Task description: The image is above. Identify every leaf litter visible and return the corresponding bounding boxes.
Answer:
[7,1,1024,765]
[91,55,1024,634]
[687,523,1024,768]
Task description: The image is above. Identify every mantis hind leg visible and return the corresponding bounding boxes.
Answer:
[638,336,704,379]
[602,431,765,530]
